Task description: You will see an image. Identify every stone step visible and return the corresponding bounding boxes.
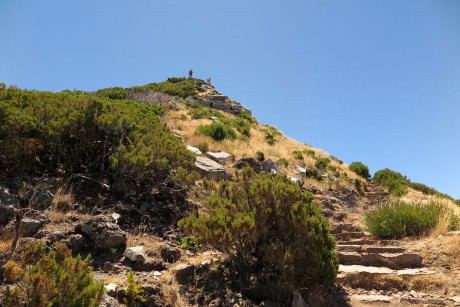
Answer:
[338,251,422,269]
[333,231,370,240]
[335,239,377,246]
[336,245,406,254]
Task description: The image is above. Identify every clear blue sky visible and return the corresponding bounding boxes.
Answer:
[1,0,459,198]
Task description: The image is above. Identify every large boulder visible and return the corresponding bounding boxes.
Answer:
[195,156,226,180]
[261,159,280,173]
[75,215,127,251]
[234,157,263,173]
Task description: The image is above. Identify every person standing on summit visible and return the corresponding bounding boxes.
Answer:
[189,69,193,79]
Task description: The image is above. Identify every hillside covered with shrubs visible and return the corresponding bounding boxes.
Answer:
[0,78,459,306]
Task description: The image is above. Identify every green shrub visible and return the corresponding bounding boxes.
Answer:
[303,149,316,157]
[292,150,304,160]
[197,142,209,153]
[187,103,225,119]
[177,237,200,251]
[373,168,409,196]
[330,155,343,164]
[0,86,193,185]
[124,271,146,307]
[277,158,288,167]
[365,200,447,239]
[129,78,204,98]
[256,151,265,162]
[315,157,330,170]
[197,122,236,141]
[239,110,257,124]
[306,168,323,181]
[3,243,104,307]
[349,161,370,179]
[231,118,251,137]
[96,87,127,100]
[449,215,460,231]
[178,167,338,294]
[261,126,281,145]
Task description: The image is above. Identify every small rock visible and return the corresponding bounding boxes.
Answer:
[206,151,232,163]
[153,271,162,277]
[105,283,118,297]
[173,264,195,284]
[195,156,226,180]
[124,246,146,263]
[410,290,417,297]
[75,215,127,251]
[261,159,280,173]
[160,245,181,263]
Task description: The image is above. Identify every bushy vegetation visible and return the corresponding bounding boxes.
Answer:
[261,126,282,145]
[129,77,204,98]
[277,158,288,167]
[124,271,146,307]
[349,161,370,179]
[315,157,330,170]
[256,151,265,162]
[373,168,409,196]
[0,86,194,184]
[187,103,225,119]
[239,110,257,124]
[3,243,104,307]
[303,149,315,157]
[178,167,338,294]
[197,142,209,153]
[197,122,237,141]
[365,200,450,239]
[292,150,304,160]
[306,168,323,181]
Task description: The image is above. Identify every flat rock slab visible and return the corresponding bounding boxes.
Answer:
[186,145,202,155]
[292,165,306,176]
[353,294,392,303]
[362,246,406,254]
[206,151,232,163]
[261,159,280,173]
[195,156,226,180]
[396,268,436,276]
[339,264,393,274]
[339,251,423,269]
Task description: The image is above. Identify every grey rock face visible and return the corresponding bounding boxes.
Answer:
[124,246,146,263]
[75,215,127,251]
[234,157,263,173]
[261,159,280,173]
[0,186,20,225]
[195,156,226,180]
[292,165,307,176]
[2,210,47,238]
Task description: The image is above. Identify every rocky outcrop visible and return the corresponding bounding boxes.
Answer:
[189,84,251,116]
[186,145,202,155]
[195,156,226,180]
[1,210,47,238]
[0,186,20,225]
[75,215,127,251]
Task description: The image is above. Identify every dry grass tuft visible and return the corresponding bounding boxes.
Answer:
[51,187,75,212]
[406,274,447,292]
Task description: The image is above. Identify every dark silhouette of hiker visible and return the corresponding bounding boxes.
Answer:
[207,77,211,85]
[189,69,193,79]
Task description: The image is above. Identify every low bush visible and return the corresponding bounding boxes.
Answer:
[231,118,251,137]
[349,161,370,179]
[277,158,288,167]
[124,271,146,307]
[187,103,225,119]
[239,110,257,124]
[292,150,304,160]
[365,200,448,239]
[373,168,409,196]
[197,122,237,141]
[256,151,265,162]
[3,243,104,307]
[330,155,343,164]
[303,149,316,157]
[315,157,330,170]
[197,142,209,153]
[178,167,338,296]
[306,168,323,181]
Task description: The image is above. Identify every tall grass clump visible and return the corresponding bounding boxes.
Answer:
[365,200,447,239]
[197,122,236,141]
